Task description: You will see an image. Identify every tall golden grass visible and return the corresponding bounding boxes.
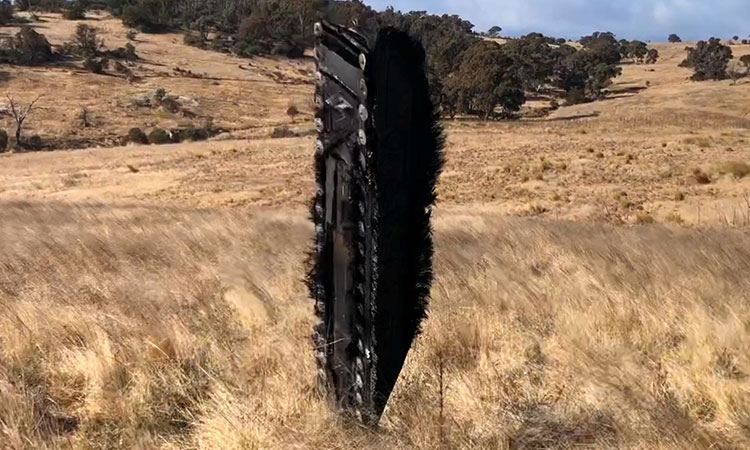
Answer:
[1,202,749,449]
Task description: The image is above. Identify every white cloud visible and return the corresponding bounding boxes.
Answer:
[366,0,750,41]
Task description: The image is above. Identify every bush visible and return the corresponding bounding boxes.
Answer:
[65,24,102,58]
[271,41,304,58]
[17,0,65,12]
[171,126,210,142]
[147,128,172,144]
[233,39,265,58]
[126,127,148,145]
[183,32,206,48]
[668,34,682,43]
[565,87,588,105]
[1,26,54,65]
[270,125,297,139]
[554,49,622,100]
[0,129,8,152]
[62,1,86,20]
[680,38,733,81]
[0,0,14,26]
[443,40,525,119]
[83,56,106,73]
[27,134,43,150]
[122,0,173,33]
[105,43,138,60]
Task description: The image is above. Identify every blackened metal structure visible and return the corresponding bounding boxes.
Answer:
[308,21,444,425]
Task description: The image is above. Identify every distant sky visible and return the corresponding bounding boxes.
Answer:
[366,0,750,42]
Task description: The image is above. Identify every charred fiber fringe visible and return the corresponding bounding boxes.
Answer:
[368,28,445,417]
[308,23,444,424]
[306,132,331,394]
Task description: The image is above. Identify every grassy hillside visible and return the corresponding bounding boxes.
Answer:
[1,12,749,450]
[2,203,749,449]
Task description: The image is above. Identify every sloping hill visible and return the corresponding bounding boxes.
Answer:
[2,202,749,449]
[0,12,314,147]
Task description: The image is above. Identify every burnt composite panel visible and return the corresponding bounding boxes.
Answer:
[308,21,444,425]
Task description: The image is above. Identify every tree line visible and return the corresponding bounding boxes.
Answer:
[101,0,653,118]
[8,1,747,119]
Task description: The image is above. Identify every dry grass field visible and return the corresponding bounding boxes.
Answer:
[1,12,750,450]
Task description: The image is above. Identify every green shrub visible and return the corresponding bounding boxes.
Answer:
[233,39,265,58]
[2,26,54,65]
[83,56,106,74]
[71,24,102,57]
[62,1,87,20]
[271,125,297,139]
[183,32,206,48]
[122,0,173,33]
[0,129,8,152]
[147,128,172,145]
[105,43,138,60]
[17,0,65,12]
[27,134,43,150]
[126,127,148,145]
[171,126,210,142]
[0,0,14,25]
[565,88,588,105]
[271,41,304,58]
[680,38,733,81]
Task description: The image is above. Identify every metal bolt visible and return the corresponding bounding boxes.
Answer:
[314,118,324,132]
[315,140,324,155]
[358,129,367,146]
[314,22,323,37]
[359,53,367,71]
[358,104,368,122]
[359,79,367,96]
[314,95,323,109]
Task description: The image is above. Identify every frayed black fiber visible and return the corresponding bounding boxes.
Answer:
[368,27,445,417]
